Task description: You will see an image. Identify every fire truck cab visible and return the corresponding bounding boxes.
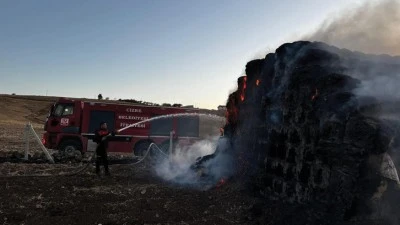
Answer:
[43,98,200,155]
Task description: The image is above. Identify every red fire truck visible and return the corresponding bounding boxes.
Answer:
[42,97,200,155]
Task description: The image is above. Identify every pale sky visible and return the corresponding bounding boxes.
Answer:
[0,0,369,109]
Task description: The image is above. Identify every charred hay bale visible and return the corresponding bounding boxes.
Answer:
[234,41,400,224]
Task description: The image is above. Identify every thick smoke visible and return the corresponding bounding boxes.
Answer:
[305,0,400,56]
[153,136,235,189]
[347,56,400,112]
[303,0,400,118]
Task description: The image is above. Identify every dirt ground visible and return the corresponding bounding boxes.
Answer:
[0,162,259,225]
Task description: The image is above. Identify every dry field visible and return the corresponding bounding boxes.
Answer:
[0,163,257,225]
[0,95,53,155]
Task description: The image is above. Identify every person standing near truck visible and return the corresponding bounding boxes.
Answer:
[94,122,117,176]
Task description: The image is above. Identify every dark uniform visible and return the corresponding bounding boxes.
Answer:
[94,122,116,175]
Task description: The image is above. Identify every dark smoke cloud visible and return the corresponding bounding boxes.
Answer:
[305,0,400,56]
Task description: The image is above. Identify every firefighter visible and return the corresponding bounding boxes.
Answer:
[94,122,117,176]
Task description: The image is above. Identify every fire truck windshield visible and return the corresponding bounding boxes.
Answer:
[52,104,74,117]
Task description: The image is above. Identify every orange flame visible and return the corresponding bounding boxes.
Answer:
[256,79,260,86]
[216,178,227,188]
[240,76,247,102]
[311,89,319,101]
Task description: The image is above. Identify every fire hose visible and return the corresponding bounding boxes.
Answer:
[0,142,168,178]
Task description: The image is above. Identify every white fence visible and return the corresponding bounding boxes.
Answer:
[24,123,54,163]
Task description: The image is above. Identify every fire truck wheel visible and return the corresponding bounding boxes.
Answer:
[59,140,82,157]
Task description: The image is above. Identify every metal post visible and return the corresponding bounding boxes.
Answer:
[24,123,30,161]
[168,131,174,162]
[28,123,54,164]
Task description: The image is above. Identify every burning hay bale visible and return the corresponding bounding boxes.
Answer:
[224,41,400,224]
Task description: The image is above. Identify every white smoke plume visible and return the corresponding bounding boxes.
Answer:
[305,0,400,56]
[153,136,234,189]
[302,0,400,112]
